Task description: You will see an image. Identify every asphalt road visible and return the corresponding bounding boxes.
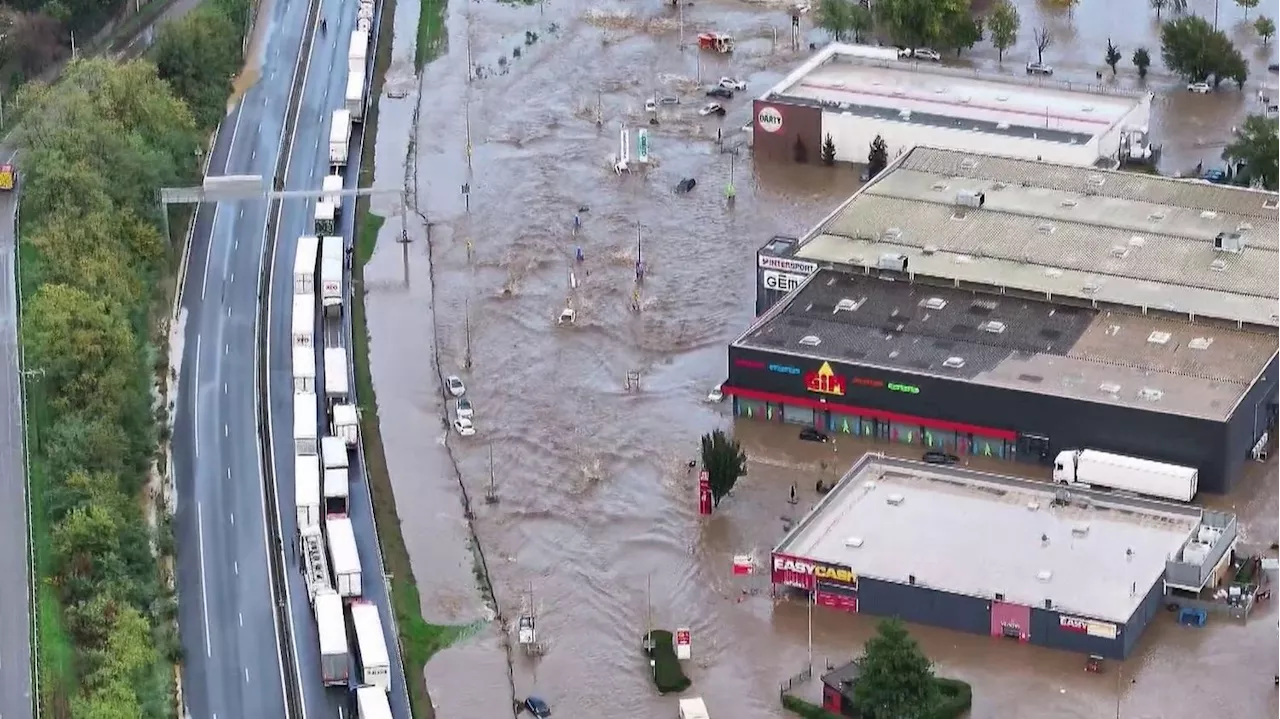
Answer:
[171,0,312,716]
[0,186,32,719]
[266,0,413,714]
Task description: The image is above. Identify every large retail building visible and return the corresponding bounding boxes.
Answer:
[770,455,1238,658]
[730,146,1279,495]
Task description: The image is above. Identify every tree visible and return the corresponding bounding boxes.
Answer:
[852,619,939,719]
[1160,16,1248,86]
[1256,16,1276,46]
[1105,38,1121,75]
[943,15,983,56]
[1236,0,1259,19]
[1150,0,1168,19]
[868,134,889,177]
[1132,47,1152,79]
[816,0,855,41]
[874,0,973,49]
[700,429,747,508]
[987,0,1020,62]
[821,133,837,165]
[1223,115,1278,190]
[153,7,245,128]
[1033,26,1053,64]
[848,5,873,43]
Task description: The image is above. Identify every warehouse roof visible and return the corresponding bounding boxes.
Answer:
[775,456,1202,624]
[790,147,1280,328]
[735,270,1274,420]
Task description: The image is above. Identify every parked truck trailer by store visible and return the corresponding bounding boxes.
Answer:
[1052,449,1198,502]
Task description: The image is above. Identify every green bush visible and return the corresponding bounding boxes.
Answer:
[782,694,843,718]
[642,630,691,694]
[781,677,973,719]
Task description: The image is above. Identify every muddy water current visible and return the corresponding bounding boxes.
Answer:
[358,0,1279,716]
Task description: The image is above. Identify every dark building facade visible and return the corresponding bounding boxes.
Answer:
[752,99,823,165]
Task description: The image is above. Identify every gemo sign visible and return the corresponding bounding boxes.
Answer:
[762,270,806,293]
[757,106,784,133]
[772,555,857,590]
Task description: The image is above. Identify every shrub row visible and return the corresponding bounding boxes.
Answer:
[780,677,973,719]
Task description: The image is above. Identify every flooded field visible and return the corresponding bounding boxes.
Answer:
[358,0,1279,716]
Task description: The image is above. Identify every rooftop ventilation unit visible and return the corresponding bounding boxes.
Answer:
[885,494,905,506]
[1237,222,1253,232]
[882,227,903,241]
[798,335,822,347]
[980,320,1006,334]
[1071,523,1091,538]
[898,109,912,120]
[1099,382,1122,395]
[921,297,947,310]
[942,356,966,369]
[922,245,938,255]
[1138,387,1164,401]
[931,182,949,191]
[1087,175,1106,187]
[1188,337,1213,350]
[1200,210,1218,219]
[1265,197,1278,210]
[1128,235,1145,247]
[845,537,864,548]
[1060,199,1078,208]
[1082,282,1101,294]
[1036,570,1053,582]
[1209,259,1227,272]
[1044,267,1064,278]
[1214,231,1244,253]
[955,189,986,208]
[1036,222,1055,234]
[834,298,864,313]
[877,253,909,272]
[1147,211,1166,222]
[1110,246,1130,259]
[1026,501,1040,511]
[959,158,979,170]
[1147,331,1171,345]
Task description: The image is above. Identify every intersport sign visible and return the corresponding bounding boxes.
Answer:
[771,554,857,591]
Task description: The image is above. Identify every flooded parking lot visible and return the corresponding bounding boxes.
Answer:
[358,0,1278,715]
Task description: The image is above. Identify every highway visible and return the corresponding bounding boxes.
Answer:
[171,0,313,715]
[266,0,414,714]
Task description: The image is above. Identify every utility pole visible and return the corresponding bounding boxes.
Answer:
[484,443,498,503]
[807,588,814,673]
[678,1,684,49]
[463,298,473,369]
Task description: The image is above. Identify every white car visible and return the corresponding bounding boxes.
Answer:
[699,103,726,117]
[446,375,466,397]
[707,383,724,403]
[718,77,747,91]
[911,48,941,62]
[455,397,474,419]
[1025,61,1054,76]
[453,417,476,436]
[558,307,576,325]
[1187,81,1212,94]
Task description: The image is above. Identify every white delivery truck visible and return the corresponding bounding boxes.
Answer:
[350,601,391,692]
[356,685,393,719]
[292,345,316,394]
[295,454,322,529]
[348,30,369,70]
[325,514,363,598]
[329,109,352,167]
[294,393,319,456]
[321,235,344,315]
[331,404,359,447]
[314,200,336,236]
[324,348,350,406]
[299,524,333,604]
[323,174,343,210]
[291,294,314,349]
[346,70,365,123]
[678,697,711,719]
[314,589,350,686]
[321,435,350,515]
[294,235,319,295]
[1052,449,1199,502]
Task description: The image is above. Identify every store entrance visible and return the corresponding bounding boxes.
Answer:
[1017,432,1051,464]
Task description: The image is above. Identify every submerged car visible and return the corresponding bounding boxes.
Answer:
[699,103,727,117]
[520,696,551,718]
[706,383,724,403]
[1025,61,1054,75]
[453,417,476,437]
[718,76,747,91]
[922,450,960,465]
[445,375,466,397]
[706,86,734,99]
[799,427,829,443]
[455,397,474,419]
[1186,81,1212,94]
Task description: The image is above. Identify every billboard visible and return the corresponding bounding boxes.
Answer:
[771,554,858,592]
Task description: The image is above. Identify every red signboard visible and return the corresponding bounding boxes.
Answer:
[697,471,712,516]
[675,629,691,646]
[815,589,858,613]
[771,554,858,592]
[803,361,846,396]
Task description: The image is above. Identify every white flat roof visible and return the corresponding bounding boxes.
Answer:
[776,457,1201,624]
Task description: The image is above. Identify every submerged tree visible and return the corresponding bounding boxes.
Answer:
[867,134,889,177]
[987,0,1020,62]
[1105,39,1121,75]
[821,134,837,165]
[1132,47,1152,79]
[700,429,747,509]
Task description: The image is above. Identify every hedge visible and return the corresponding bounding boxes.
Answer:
[781,676,973,719]
[642,630,691,694]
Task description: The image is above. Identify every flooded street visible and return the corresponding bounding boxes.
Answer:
[359,0,1279,716]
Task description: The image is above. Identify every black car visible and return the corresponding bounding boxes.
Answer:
[922,450,960,465]
[519,696,551,718]
[706,86,734,99]
[799,427,829,443]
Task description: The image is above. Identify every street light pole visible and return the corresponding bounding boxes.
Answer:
[807,588,814,673]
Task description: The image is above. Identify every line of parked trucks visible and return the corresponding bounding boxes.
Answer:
[290,9,391,717]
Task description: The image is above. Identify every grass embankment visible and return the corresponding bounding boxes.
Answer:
[355,0,464,716]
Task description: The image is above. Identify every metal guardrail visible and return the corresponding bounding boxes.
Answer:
[13,191,39,719]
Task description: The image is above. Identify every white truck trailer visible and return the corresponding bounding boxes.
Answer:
[299,523,333,604]
[346,70,366,123]
[356,686,393,719]
[314,200,336,236]
[329,109,352,167]
[291,294,314,349]
[350,601,391,692]
[314,589,350,686]
[325,514,363,598]
[294,235,319,295]
[321,235,344,315]
[332,403,359,447]
[323,174,344,210]
[321,435,350,515]
[348,30,369,71]
[292,345,316,394]
[295,454,322,529]
[294,393,319,456]
[1052,449,1198,502]
[324,348,350,406]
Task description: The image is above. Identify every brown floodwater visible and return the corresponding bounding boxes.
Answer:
[358,0,1279,716]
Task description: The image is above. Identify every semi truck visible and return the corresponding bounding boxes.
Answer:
[350,601,391,692]
[314,589,350,686]
[295,454,322,530]
[291,294,314,349]
[323,174,343,210]
[299,524,333,604]
[356,686,393,719]
[1052,449,1198,502]
[292,345,316,394]
[314,200,336,236]
[294,393,319,456]
[348,30,369,70]
[293,235,319,294]
[329,109,352,167]
[331,404,359,447]
[321,435,349,515]
[321,235,344,315]
[346,70,365,122]
[325,514,363,598]
[324,348,350,406]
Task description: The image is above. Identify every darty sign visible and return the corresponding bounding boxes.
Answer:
[771,554,857,591]
[758,255,818,275]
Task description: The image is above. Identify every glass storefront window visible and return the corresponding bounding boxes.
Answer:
[830,413,860,436]
[736,398,765,419]
[890,421,917,445]
[783,404,815,426]
[974,435,1005,459]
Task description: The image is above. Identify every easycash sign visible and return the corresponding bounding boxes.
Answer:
[772,556,857,587]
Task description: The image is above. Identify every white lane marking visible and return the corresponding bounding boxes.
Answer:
[194,335,202,459]
[230,513,235,526]
[234,237,239,251]
[251,148,257,161]
[234,561,239,575]
[245,667,250,684]
[225,344,230,356]
[230,272,235,285]
[227,305,233,318]
[197,503,213,658]
[224,424,229,437]
[224,382,228,394]
[239,612,243,627]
